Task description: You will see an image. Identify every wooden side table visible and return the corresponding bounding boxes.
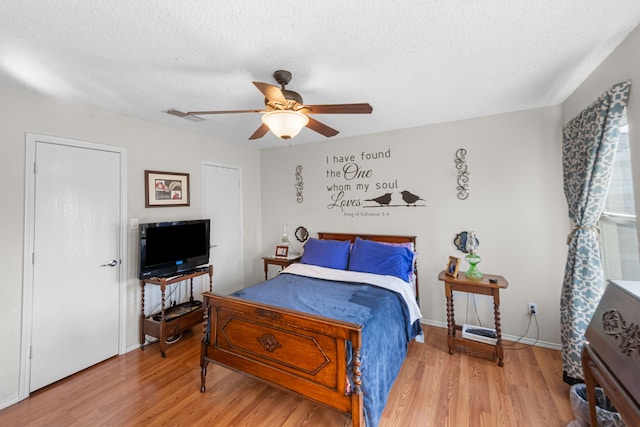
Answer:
[140,265,213,357]
[438,270,509,366]
[262,255,302,280]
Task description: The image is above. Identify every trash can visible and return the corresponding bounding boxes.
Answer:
[567,384,626,427]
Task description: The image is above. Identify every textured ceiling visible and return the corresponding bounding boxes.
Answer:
[1,1,639,148]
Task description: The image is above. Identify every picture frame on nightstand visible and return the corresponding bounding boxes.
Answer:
[446,256,460,277]
[275,245,289,258]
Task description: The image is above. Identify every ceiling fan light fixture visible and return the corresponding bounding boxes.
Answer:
[261,110,309,140]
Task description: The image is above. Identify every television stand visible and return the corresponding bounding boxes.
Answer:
[140,265,213,357]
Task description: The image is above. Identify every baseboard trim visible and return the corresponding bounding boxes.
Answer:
[0,393,20,411]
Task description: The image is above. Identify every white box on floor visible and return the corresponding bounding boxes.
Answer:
[462,324,497,345]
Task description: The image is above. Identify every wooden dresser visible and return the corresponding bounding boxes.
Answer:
[582,280,640,426]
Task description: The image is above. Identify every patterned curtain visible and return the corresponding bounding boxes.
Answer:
[561,80,631,384]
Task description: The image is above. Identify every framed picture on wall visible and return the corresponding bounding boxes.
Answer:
[145,170,190,207]
[445,256,460,277]
[275,245,289,258]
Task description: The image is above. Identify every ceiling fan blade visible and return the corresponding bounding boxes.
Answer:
[306,117,339,137]
[252,82,287,105]
[304,103,373,114]
[185,109,262,115]
[248,123,270,140]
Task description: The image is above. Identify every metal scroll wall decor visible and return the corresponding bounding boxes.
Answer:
[455,148,470,200]
[295,165,303,203]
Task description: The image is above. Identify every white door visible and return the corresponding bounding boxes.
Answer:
[202,162,244,295]
[28,139,122,392]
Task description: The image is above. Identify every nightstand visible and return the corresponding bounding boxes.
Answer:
[438,270,509,366]
[262,255,302,280]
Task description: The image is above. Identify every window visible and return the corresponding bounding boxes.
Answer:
[600,123,640,280]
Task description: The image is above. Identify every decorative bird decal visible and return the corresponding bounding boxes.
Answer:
[365,192,393,206]
[400,190,425,206]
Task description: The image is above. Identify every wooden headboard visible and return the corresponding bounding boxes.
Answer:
[318,232,416,245]
[317,232,419,302]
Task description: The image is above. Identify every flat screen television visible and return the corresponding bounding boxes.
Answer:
[138,219,210,279]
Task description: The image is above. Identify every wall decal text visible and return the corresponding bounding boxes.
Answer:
[323,149,425,216]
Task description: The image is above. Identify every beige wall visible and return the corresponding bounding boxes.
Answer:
[0,87,263,407]
[562,24,640,247]
[260,106,568,347]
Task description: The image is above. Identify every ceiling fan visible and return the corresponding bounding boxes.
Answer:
[166,70,373,140]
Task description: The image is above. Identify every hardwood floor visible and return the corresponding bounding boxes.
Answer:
[0,325,574,426]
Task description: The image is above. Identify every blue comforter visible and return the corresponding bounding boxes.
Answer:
[231,270,421,427]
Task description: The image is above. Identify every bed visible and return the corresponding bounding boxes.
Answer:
[199,232,423,427]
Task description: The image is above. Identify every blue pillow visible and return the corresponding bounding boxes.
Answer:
[300,238,351,270]
[348,237,413,282]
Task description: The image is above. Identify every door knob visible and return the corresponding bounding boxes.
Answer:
[100,259,118,267]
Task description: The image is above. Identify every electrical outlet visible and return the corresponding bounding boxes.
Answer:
[528,302,538,315]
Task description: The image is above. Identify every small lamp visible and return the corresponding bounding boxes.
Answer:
[280,224,290,248]
[261,110,309,140]
[464,231,483,279]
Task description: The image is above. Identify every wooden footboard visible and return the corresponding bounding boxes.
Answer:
[200,292,364,427]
